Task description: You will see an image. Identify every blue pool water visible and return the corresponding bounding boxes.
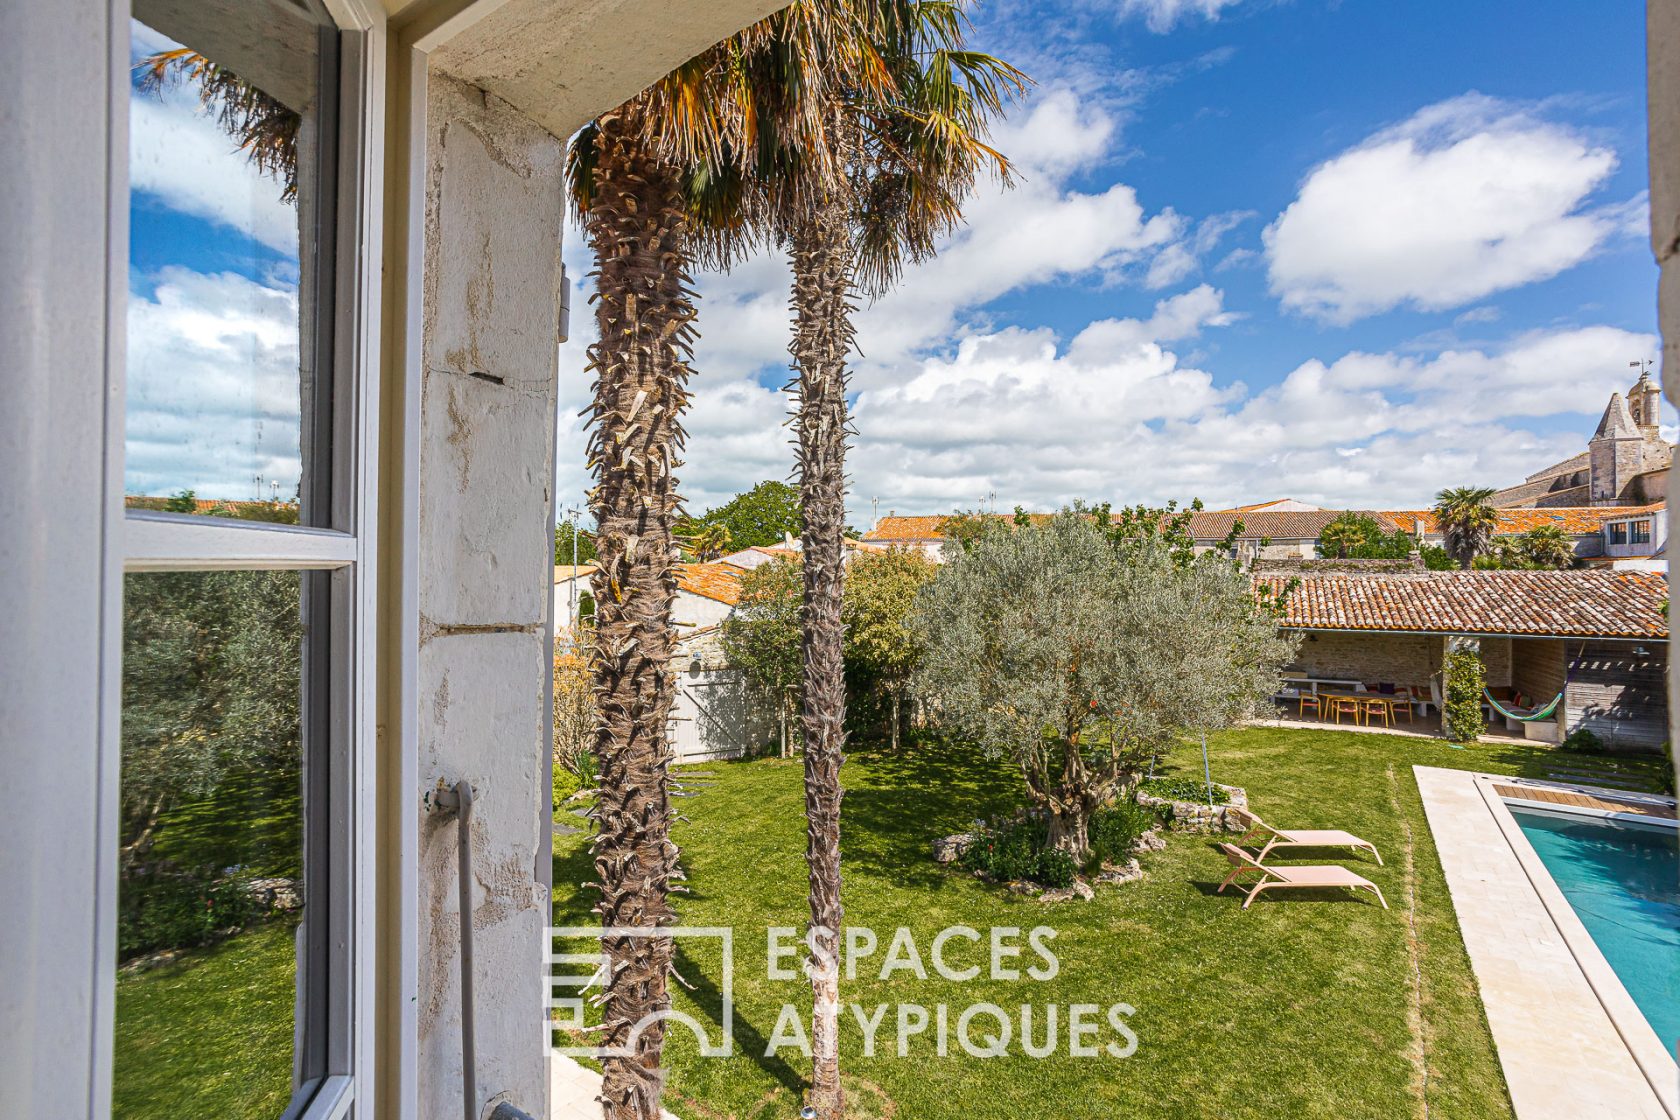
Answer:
[1511,805,1680,1050]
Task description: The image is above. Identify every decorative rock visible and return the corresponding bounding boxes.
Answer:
[1135,829,1167,852]
[249,877,303,911]
[1008,880,1042,896]
[1136,784,1249,834]
[1034,878,1095,903]
[933,832,976,864]
[1095,859,1144,887]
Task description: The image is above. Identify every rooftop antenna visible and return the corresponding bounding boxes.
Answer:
[871,496,879,531]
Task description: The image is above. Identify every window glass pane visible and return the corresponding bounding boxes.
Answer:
[125,3,336,523]
[115,569,315,1119]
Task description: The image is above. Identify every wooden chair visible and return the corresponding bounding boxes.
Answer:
[1391,692,1415,724]
[1297,693,1323,720]
[1362,696,1392,728]
[1328,696,1362,725]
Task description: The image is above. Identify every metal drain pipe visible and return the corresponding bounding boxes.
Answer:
[434,779,479,1120]
[434,779,540,1120]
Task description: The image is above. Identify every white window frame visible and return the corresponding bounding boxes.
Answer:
[106,3,387,1118]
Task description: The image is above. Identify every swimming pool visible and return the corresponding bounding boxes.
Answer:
[1511,805,1680,1049]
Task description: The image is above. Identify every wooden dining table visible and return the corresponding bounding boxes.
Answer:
[1314,690,1399,725]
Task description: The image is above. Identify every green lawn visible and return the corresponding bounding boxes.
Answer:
[552,728,1668,1120]
[114,917,299,1119]
[146,767,302,880]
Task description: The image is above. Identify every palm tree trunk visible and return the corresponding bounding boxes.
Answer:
[583,96,692,1120]
[789,188,856,1120]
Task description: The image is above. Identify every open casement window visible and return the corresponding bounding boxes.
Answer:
[118,3,370,1117]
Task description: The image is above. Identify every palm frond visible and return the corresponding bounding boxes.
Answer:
[137,49,301,202]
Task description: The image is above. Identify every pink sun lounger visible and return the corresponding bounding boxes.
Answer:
[1216,843,1388,910]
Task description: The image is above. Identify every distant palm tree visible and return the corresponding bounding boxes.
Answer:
[685,521,732,561]
[1433,487,1500,569]
[1318,513,1367,559]
[1519,524,1576,569]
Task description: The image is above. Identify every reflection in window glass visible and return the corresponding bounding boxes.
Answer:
[1610,523,1629,546]
[1631,520,1652,545]
[125,3,334,520]
[115,570,308,1119]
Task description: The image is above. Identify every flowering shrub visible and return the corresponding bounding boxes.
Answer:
[958,813,1106,888]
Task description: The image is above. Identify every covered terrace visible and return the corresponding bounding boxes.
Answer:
[1256,569,1670,750]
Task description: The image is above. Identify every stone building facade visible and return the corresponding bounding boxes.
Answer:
[1492,372,1673,508]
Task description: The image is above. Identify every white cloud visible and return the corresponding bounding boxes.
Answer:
[130,72,300,256]
[126,268,303,499]
[1114,0,1245,33]
[1144,243,1198,289]
[1265,94,1628,323]
[844,321,1659,516]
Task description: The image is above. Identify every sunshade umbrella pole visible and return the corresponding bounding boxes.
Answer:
[1202,730,1214,807]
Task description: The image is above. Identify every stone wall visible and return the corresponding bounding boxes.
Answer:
[1137,784,1250,833]
[1480,636,1513,689]
[1288,631,1439,686]
[416,72,563,1120]
[1512,639,1566,706]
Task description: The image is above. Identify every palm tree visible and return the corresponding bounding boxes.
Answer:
[136,49,301,199]
[683,520,733,561]
[569,71,755,1119]
[1433,486,1500,569]
[1318,513,1367,559]
[759,8,1024,1113]
[1519,524,1576,569]
[569,8,1019,1112]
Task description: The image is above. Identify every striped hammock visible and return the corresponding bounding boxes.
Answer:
[1483,689,1562,723]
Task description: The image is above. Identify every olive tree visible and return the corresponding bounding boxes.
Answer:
[911,510,1296,857]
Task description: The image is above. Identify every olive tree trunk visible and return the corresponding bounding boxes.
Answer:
[789,189,855,1119]
[583,98,692,1120]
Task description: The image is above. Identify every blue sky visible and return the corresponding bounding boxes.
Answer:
[123,2,1665,518]
[989,0,1656,387]
[125,19,307,503]
[555,0,1665,523]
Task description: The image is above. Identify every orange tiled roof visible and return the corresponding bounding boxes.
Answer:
[1187,510,1398,540]
[125,495,298,515]
[867,510,1386,542]
[1379,505,1664,536]
[864,515,956,540]
[1258,570,1668,639]
[553,564,599,582]
[676,562,745,606]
